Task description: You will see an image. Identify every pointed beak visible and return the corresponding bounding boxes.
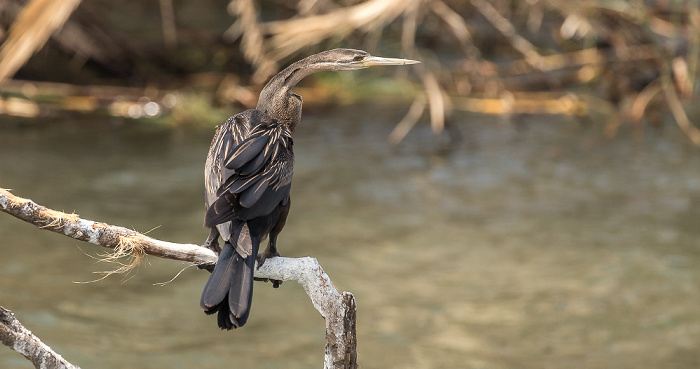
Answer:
[360,56,421,67]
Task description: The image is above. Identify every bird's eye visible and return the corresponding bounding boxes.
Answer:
[353,55,364,62]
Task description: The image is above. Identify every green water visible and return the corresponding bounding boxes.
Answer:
[1,108,700,368]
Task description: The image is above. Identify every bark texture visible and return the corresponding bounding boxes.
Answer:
[0,188,358,368]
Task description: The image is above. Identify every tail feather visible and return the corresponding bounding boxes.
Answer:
[200,242,235,310]
[216,301,236,330]
[200,223,259,330]
[228,250,255,321]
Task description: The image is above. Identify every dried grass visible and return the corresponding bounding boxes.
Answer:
[224,0,700,144]
[263,0,410,61]
[228,0,457,138]
[389,93,427,144]
[226,0,278,84]
[1,0,699,143]
[79,235,147,282]
[39,208,79,229]
[0,0,81,85]
[0,188,79,227]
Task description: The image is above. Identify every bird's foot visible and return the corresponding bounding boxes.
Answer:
[197,231,220,272]
[256,250,280,268]
[201,237,221,255]
[255,250,282,288]
[253,277,283,288]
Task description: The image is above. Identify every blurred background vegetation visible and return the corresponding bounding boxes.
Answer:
[3,2,700,368]
[1,0,699,144]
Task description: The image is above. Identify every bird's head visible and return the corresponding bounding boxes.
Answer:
[309,48,420,71]
[258,48,419,131]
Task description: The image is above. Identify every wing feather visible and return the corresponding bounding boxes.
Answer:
[239,176,270,208]
[204,111,294,229]
[224,135,270,170]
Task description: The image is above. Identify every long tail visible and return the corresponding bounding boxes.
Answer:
[200,223,259,330]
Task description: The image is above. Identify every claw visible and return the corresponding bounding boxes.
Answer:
[256,250,282,287]
[256,250,280,269]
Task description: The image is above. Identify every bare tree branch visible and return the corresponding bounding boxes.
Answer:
[0,306,80,369]
[0,188,357,369]
[0,188,216,266]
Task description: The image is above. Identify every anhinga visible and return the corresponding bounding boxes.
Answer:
[200,48,419,330]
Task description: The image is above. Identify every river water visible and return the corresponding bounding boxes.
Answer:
[1,107,699,368]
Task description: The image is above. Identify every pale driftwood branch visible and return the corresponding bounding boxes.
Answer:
[253,257,358,368]
[0,306,80,369]
[0,188,217,267]
[0,188,357,369]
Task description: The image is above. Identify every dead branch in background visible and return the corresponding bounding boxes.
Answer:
[225,0,464,140]
[222,0,700,144]
[1,0,700,144]
[225,0,278,83]
[0,0,133,83]
[258,0,412,66]
[400,0,448,136]
[0,0,81,84]
[159,0,178,48]
[469,0,548,71]
[0,188,357,369]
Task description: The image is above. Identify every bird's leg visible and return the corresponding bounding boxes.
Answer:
[195,228,220,271]
[255,234,282,288]
[257,236,280,266]
[255,198,289,287]
[201,228,221,254]
[197,228,221,272]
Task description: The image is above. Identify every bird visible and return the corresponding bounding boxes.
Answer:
[200,48,419,330]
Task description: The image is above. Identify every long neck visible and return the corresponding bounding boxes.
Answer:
[256,56,330,133]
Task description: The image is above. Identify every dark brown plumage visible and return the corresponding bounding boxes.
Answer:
[200,48,418,330]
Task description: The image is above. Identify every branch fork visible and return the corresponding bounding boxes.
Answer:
[0,188,357,369]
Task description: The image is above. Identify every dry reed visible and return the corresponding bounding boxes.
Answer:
[1,0,699,143]
[0,0,81,84]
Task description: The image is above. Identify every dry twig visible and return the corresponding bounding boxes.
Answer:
[0,307,80,369]
[469,0,548,71]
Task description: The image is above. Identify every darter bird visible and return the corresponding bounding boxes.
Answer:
[200,48,419,329]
